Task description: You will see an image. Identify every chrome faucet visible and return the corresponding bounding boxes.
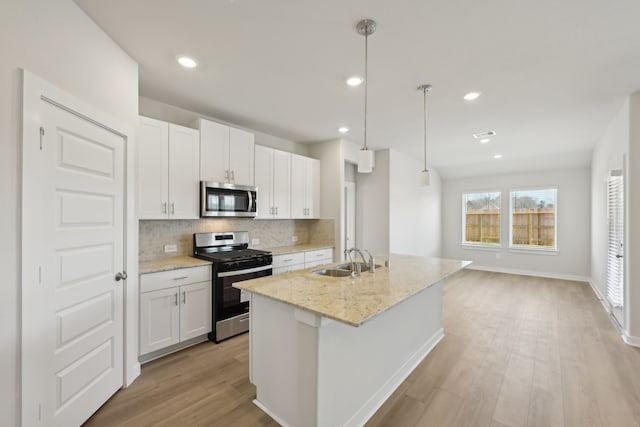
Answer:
[344,248,375,276]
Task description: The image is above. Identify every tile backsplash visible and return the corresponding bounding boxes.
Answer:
[139,218,335,261]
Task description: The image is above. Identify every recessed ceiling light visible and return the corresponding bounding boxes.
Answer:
[464,91,481,101]
[493,154,503,159]
[176,55,198,69]
[479,138,490,144]
[338,126,350,133]
[346,76,363,87]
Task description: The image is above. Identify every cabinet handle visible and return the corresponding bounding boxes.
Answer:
[182,291,186,304]
[162,202,167,214]
[174,292,178,306]
[283,258,293,262]
[275,206,278,216]
[231,170,235,182]
[225,169,229,180]
[270,206,273,215]
[172,276,188,280]
[170,203,175,214]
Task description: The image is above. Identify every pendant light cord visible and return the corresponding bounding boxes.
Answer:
[363,31,369,151]
[423,86,427,171]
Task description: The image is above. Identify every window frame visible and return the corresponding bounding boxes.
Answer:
[508,186,558,253]
[461,190,503,248]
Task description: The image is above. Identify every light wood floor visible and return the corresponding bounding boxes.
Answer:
[84,270,640,426]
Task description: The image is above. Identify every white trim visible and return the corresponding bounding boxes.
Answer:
[461,190,502,247]
[466,265,590,282]
[345,329,444,427]
[461,243,502,252]
[622,334,640,347]
[253,399,293,427]
[508,247,558,256]
[588,279,610,313]
[508,187,558,251]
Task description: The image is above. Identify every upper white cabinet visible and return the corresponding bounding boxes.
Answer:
[291,154,320,218]
[255,145,291,219]
[197,118,255,187]
[137,116,199,219]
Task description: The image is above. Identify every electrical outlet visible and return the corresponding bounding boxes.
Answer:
[251,238,260,246]
[164,244,177,253]
[291,235,298,242]
[495,252,501,260]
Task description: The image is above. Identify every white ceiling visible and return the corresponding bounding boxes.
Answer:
[77,0,640,177]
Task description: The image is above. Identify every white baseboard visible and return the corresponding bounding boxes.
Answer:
[346,329,445,427]
[587,279,610,313]
[253,399,292,427]
[622,334,640,347]
[125,362,141,387]
[467,265,591,283]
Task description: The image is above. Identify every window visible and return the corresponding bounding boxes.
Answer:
[462,191,501,246]
[509,188,557,250]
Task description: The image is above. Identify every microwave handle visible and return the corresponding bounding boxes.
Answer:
[248,191,254,213]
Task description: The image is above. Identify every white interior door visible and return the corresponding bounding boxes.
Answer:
[24,98,125,426]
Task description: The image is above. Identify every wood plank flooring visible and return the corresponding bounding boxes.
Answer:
[84,270,640,426]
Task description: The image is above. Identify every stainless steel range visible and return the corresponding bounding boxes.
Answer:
[193,231,272,342]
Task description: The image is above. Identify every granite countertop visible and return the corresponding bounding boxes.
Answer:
[139,256,212,274]
[234,254,471,327]
[268,243,334,256]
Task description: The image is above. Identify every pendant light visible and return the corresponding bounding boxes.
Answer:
[417,84,432,186]
[357,19,376,173]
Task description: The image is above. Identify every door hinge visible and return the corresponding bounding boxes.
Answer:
[39,127,44,150]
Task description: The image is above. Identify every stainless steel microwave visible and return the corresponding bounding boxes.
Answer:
[200,182,257,218]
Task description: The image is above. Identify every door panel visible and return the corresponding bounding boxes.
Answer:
[180,282,212,341]
[290,154,306,218]
[140,288,180,355]
[254,145,273,218]
[272,149,291,218]
[137,117,169,219]
[43,100,124,426]
[229,127,254,186]
[168,124,199,219]
[199,118,229,182]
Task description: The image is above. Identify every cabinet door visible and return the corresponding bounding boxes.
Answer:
[254,145,273,219]
[137,117,169,219]
[290,154,306,219]
[168,124,200,219]
[179,282,212,341]
[229,127,255,186]
[307,157,321,218]
[272,149,291,218]
[140,288,180,355]
[199,119,229,183]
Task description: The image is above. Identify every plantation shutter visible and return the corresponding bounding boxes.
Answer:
[606,171,624,308]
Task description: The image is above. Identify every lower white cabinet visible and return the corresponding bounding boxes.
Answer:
[140,266,212,356]
[272,248,334,275]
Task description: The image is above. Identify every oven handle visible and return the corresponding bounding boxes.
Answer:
[217,264,272,278]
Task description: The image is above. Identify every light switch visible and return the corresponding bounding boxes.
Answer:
[164,244,177,253]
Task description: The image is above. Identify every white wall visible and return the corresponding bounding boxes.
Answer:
[0,1,138,424]
[389,151,442,257]
[139,96,310,156]
[442,168,591,279]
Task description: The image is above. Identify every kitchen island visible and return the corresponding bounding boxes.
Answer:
[234,254,470,427]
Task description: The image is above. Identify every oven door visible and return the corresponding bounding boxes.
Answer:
[201,181,257,217]
[215,265,272,319]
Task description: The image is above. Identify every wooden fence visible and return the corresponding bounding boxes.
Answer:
[465,209,555,247]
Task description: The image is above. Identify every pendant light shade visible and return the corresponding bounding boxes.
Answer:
[358,149,374,173]
[357,19,376,174]
[418,84,432,186]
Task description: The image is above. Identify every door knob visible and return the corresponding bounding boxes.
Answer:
[115,271,128,281]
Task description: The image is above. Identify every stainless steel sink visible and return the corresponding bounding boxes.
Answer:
[312,268,352,277]
[334,262,382,272]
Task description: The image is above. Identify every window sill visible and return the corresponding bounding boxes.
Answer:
[509,247,558,256]
[461,243,502,252]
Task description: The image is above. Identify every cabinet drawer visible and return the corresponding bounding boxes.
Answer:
[140,265,211,293]
[304,259,332,269]
[304,248,333,263]
[272,252,305,269]
[273,263,306,276]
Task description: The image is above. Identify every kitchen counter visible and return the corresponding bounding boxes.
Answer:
[241,254,470,427]
[139,256,212,274]
[234,254,470,326]
[266,243,334,256]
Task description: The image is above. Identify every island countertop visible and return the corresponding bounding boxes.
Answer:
[234,254,471,326]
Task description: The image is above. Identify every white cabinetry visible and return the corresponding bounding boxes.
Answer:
[137,116,199,219]
[272,248,334,275]
[291,154,320,218]
[197,118,254,186]
[255,145,291,219]
[139,265,212,355]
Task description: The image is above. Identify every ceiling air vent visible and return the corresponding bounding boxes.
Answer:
[473,130,497,139]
